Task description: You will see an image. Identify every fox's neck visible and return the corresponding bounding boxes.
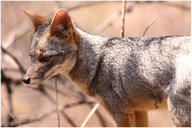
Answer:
[69,27,108,94]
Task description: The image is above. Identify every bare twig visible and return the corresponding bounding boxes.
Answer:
[2,99,93,127]
[43,84,67,96]
[55,77,60,127]
[1,100,18,126]
[37,86,56,104]
[63,100,95,109]
[94,3,134,33]
[60,110,77,127]
[94,109,108,127]
[142,16,157,37]
[43,83,81,99]
[2,68,21,72]
[3,109,56,127]
[93,10,120,33]
[2,23,31,49]
[1,101,17,121]
[119,0,137,126]
[80,103,99,127]
[1,70,14,125]
[2,47,25,74]
[85,102,108,127]
[28,82,102,126]
[120,0,126,37]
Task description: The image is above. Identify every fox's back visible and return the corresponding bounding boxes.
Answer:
[92,36,190,105]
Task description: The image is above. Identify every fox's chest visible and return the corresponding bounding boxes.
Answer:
[127,98,168,111]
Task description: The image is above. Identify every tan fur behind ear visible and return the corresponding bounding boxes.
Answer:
[22,9,48,31]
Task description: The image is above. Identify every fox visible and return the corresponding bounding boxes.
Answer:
[22,9,191,127]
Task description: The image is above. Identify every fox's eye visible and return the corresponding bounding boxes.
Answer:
[39,56,51,62]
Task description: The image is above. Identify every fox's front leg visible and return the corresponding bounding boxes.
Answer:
[112,111,148,127]
[135,111,148,127]
[102,94,147,126]
[113,111,136,126]
[97,89,148,126]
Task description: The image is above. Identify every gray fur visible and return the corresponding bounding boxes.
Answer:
[24,21,191,126]
[70,28,191,126]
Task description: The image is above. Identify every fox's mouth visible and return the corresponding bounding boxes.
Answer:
[28,72,54,86]
[24,63,65,86]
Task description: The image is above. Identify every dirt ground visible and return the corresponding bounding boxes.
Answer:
[1,1,190,127]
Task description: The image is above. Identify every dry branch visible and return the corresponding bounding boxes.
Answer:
[119,0,137,126]
[80,103,99,127]
[2,68,96,127]
[43,84,67,96]
[37,86,56,104]
[55,77,61,127]
[120,0,126,37]
[2,23,30,49]
[60,110,77,127]
[3,109,56,127]
[2,47,25,74]
[1,70,14,125]
[1,100,19,126]
[1,101,17,121]
[142,16,157,37]
[94,3,134,33]
[64,101,95,109]
[94,109,108,127]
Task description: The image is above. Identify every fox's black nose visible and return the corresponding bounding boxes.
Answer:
[22,76,30,84]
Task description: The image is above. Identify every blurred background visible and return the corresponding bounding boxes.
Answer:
[1,1,191,127]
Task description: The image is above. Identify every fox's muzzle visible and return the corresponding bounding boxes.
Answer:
[22,63,48,85]
[22,76,31,84]
[22,62,58,85]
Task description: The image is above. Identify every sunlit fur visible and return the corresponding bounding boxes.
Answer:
[24,9,191,127]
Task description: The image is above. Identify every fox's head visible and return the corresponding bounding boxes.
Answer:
[22,9,78,86]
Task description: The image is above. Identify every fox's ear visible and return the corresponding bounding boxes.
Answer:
[22,9,48,31]
[49,9,73,35]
